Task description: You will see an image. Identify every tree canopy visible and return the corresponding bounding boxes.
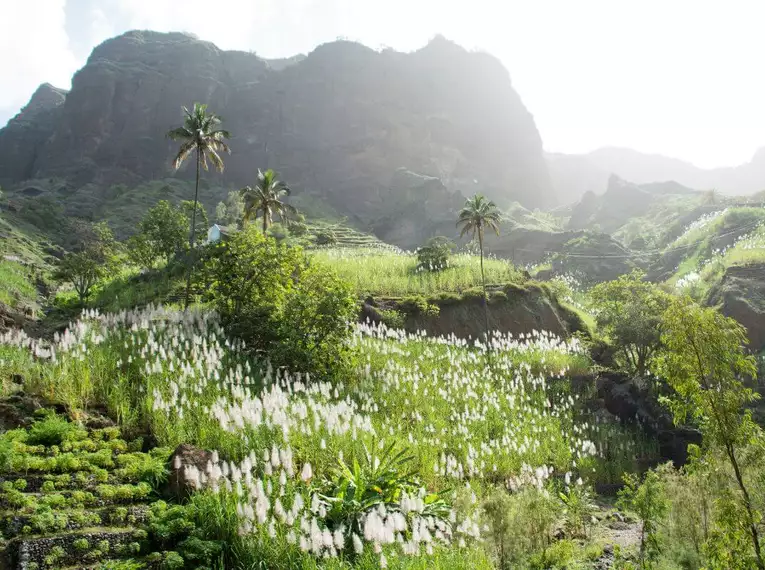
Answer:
[240,169,298,233]
[590,271,672,377]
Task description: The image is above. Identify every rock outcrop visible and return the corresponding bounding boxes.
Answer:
[0,83,67,182]
[595,372,701,466]
[362,283,588,340]
[567,175,699,235]
[553,232,645,283]
[0,30,554,246]
[708,263,765,352]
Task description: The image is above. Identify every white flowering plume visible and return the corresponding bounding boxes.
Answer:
[0,304,635,564]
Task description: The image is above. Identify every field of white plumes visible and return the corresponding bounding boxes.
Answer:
[0,306,647,568]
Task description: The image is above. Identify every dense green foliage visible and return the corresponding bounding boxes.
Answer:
[127,200,189,268]
[416,237,455,272]
[54,222,119,303]
[590,272,672,376]
[206,226,357,379]
[655,296,764,569]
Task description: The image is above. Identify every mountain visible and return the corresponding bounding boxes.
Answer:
[0,31,553,247]
[549,146,765,203]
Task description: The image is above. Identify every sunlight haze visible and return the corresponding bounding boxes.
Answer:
[3,0,765,168]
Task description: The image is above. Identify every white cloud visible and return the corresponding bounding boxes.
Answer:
[0,0,79,122]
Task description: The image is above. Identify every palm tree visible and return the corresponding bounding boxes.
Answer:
[167,103,231,309]
[240,169,298,233]
[457,194,502,348]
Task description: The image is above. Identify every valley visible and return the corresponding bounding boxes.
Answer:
[0,26,765,570]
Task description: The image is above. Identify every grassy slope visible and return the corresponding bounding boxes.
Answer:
[0,213,53,312]
[666,207,765,297]
[0,306,647,568]
[313,248,524,297]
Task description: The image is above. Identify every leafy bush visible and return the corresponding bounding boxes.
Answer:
[482,487,562,569]
[617,469,668,567]
[147,501,224,569]
[399,295,440,317]
[590,271,671,377]
[315,229,337,245]
[378,308,406,329]
[316,442,451,552]
[206,228,357,379]
[558,481,596,539]
[416,236,454,272]
[28,414,83,447]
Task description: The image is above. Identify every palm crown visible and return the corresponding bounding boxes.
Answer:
[240,169,298,233]
[167,103,231,172]
[456,194,502,241]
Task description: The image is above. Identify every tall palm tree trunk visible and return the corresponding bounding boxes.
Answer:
[183,149,201,310]
[263,208,268,234]
[478,228,491,353]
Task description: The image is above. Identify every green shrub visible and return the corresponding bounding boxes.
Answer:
[462,287,485,300]
[399,295,440,317]
[206,228,357,379]
[432,291,461,305]
[378,308,406,329]
[482,487,562,569]
[27,414,81,447]
[73,538,90,550]
[416,236,454,272]
[314,229,337,245]
[617,468,669,567]
[559,482,596,539]
[161,551,185,570]
[531,539,576,569]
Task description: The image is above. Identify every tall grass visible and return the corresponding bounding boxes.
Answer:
[313,248,523,296]
[0,305,649,568]
[673,220,765,299]
[0,259,37,310]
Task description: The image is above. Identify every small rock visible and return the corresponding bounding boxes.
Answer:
[609,511,625,523]
[167,443,214,499]
[608,521,630,531]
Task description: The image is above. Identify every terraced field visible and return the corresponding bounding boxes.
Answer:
[0,402,219,569]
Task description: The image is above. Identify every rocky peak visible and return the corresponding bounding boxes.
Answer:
[0,30,554,245]
[9,83,67,125]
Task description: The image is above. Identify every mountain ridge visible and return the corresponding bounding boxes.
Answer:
[0,30,553,248]
[549,145,765,203]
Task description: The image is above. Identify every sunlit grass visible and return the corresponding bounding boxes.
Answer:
[0,306,651,568]
[672,221,765,299]
[0,259,37,310]
[313,248,523,296]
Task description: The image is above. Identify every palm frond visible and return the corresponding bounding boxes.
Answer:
[206,147,224,172]
[167,126,193,141]
[172,141,196,169]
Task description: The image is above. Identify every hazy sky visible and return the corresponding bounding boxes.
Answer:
[3,0,765,168]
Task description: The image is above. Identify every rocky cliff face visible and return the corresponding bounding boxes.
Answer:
[0,31,554,240]
[0,83,67,182]
[708,263,765,353]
